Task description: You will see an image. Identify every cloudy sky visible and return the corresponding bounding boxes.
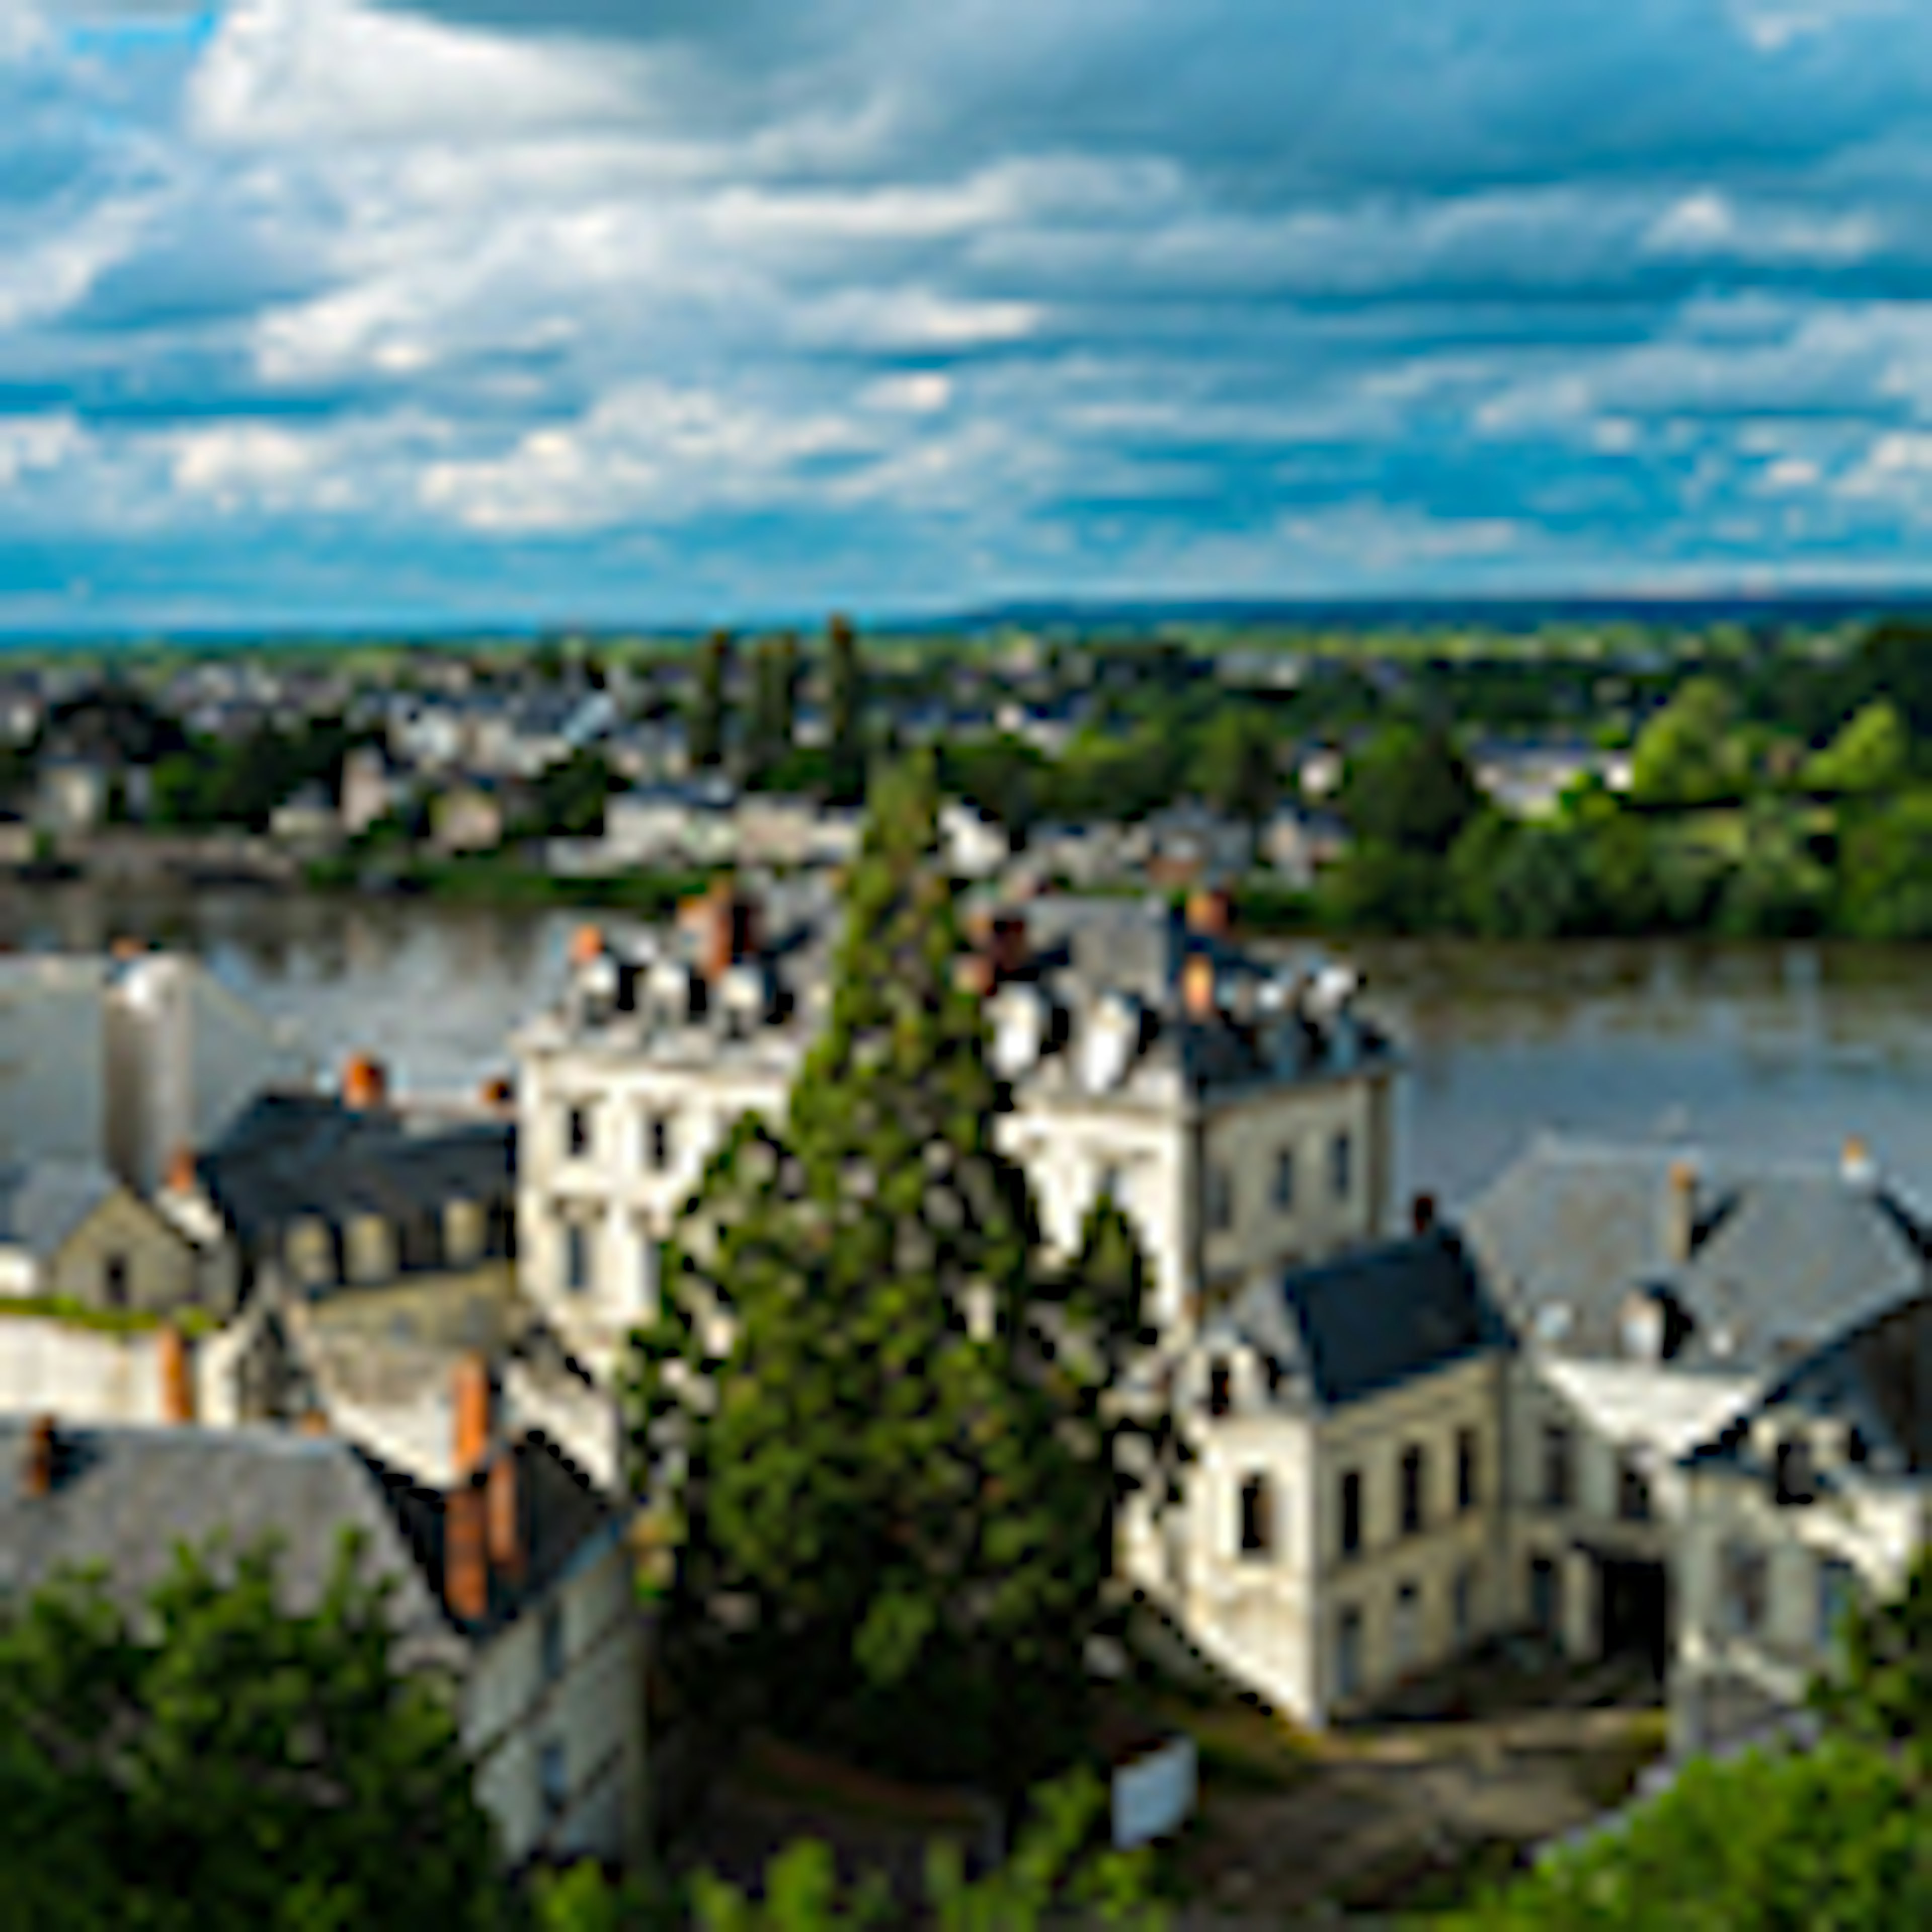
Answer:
[6,2,1932,630]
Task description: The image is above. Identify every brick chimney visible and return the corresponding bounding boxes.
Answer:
[1182,952,1220,1022]
[487,1448,524,1589]
[111,936,146,962]
[156,1324,196,1424]
[1186,887,1235,939]
[342,1053,389,1111]
[453,1352,493,1479]
[1664,1159,1699,1267]
[446,1478,489,1624]
[166,1145,198,1196]
[21,1414,55,1498]
[570,923,605,968]
[1411,1192,1438,1238]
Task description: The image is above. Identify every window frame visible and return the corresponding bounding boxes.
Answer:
[1455,1426,1479,1514]
[1329,1131,1352,1202]
[565,1103,593,1162]
[1272,1146,1296,1212]
[1541,1422,1575,1511]
[564,1220,593,1296]
[1238,1473,1272,1559]
[1399,1443,1427,1538]
[1339,1467,1364,1561]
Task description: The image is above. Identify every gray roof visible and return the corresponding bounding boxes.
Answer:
[1228,1228,1512,1411]
[1688,1295,1932,1480]
[1461,1136,1932,1379]
[0,1161,122,1262]
[0,1417,617,1650]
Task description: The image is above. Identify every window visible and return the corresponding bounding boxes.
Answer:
[1453,1564,1477,1648]
[1336,1606,1364,1702]
[1330,1132,1352,1201]
[1456,1427,1479,1514]
[645,1114,671,1172]
[1239,1474,1272,1558]
[540,1602,566,1685]
[538,1740,568,1824]
[1720,1541,1769,1638]
[1541,1423,1575,1511]
[564,1222,592,1296]
[1393,1581,1422,1674]
[1339,1469,1364,1560]
[1774,1437,1817,1508]
[1273,1147,1296,1212]
[565,1104,592,1160]
[1206,1164,1234,1234]
[1208,1359,1232,1419]
[1618,1453,1654,1523]
[1529,1556,1562,1639]
[1817,1557,1859,1648]
[1399,1444,1427,1537]
[102,1254,129,1311]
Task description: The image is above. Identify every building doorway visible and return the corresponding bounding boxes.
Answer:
[1599,1556,1669,1680]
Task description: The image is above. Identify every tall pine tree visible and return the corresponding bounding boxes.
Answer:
[689,630,732,772]
[625,753,1159,1799]
[825,614,868,806]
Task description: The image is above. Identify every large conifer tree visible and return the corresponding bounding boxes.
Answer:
[626,754,1159,1797]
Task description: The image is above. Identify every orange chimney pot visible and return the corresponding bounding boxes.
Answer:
[487,1450,524,1588]
[446,1484,489,1624]
[156,1325,196,1425]
[570,924,606,967]
[342,1053,389,1111]
[453,1353,493,1478]
[1182,953,1220,1022]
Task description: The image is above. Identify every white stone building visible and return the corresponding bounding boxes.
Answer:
[511,884,1399,1381]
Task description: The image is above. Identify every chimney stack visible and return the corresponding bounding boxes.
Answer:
[479,1075,515,1112]
[156,1324,196,1425]
[1182,952,1220,1023]
[488,1449,524,1588]
[297,1408,331,1437]
[1664,1159,1699,1267]
[453,1352,493,1479]
[1186,887,1235,939]
[342,1053,389,1112]
[166,1146,198,1196]
[111,936,145,962]
[1841,1136,1878,1189]
[446,1480,490,1624]
[1411,1192,1438,1238]
[570,923,606,968]
[21,1415,55,1498]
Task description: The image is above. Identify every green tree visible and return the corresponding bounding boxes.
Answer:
[1835,791,1932,938]
[747,635,801,787]
[1717,798,1831,938]
[825,616,868,807]
[0,1530,507,1931]
[529,750,617,839]
[1629,677,1743,807]
[1809,1545,1932,1791]
[1190,708,1278,828]
[1447,1742,1930,1931]
[690,633,733,772]
[1336,722,1482,856]
[1447,814,1595,940]
[1802,699,1911,797]
[625,756,1154,1802]
[1312,842,1446,936]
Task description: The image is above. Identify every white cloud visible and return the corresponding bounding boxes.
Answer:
[0,413,84,487]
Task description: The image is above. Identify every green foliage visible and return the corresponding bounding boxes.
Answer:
[690,633,732,771]
[1312,841,1447,935]
[625,755,1159,1799]
[825,616,868,807]
[1715,798,1831,938]
[1803,701,1911,796]
[1189,708,1278,827]
[1447,814,1595,941]
[1336,722,1483,855]
[747,636,801,784]
[525,750,617,840]
[1809,1544,1932,1790]
[1446,1742,1930,1930]
[0,1530,507,1931]
[149,716,364,832]
[1629,677,1744,807]
[1835,791,1932,939]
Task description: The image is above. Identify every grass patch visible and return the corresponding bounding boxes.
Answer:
[0,1296,218,1339]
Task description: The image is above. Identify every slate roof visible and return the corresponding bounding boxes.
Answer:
[1226,1228,1513,1411]
[1460,1137,1931,1379]
[1687,1295,1932,1480]
[198,1093,515,1263]
[0,1418,617,1649]
[0,1160,121,1261]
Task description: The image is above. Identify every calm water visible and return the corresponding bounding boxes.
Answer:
[9,884,1932,1210]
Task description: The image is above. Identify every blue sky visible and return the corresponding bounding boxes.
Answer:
[7,1,1932,630]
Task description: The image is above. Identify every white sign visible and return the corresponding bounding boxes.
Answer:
[1111,1735,1197,1850]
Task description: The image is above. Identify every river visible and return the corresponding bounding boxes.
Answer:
[9,883,1932,1210]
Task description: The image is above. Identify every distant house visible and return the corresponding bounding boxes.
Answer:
[1262,806,1352,890]
[269,784,341,848]
[1141,801,1254,889]
[0,1407,649,1870]
[941,801,1012,880]
[340,747,406,840]
[33,758,111,836]
[431,780,512,856]
[0,1160,204,1317]
[1472,740,1632,820]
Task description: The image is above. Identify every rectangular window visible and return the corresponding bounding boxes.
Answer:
[1456,1427,1479,1514]
[1336,1605,1364,1702]
[1529,1556,1562,1639]
[1720,1541,1769,1638]
[1330,1132,1352,1201]
[565,1222,592,1296]
[1393,1581,1422,1674]
[1400,1444,1426,1538]
[540,1602,566,1685]
[1618,1453,1654,1523]
[1273,1148,1296,1211]
[1817,1557,1859,1649]
[1541,1423,1575,1511]
[102,1254,130,1311]
[538,1740,568,1824]
[565,1104,593,1160]
[1206,1164,1234,1234]
[1453,1564,1477,1648]
[1339,1469,1364,1560]
[1208,1359,1232,1419]
[645,1114,671,1171]
[1239,1475,1272,1558]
